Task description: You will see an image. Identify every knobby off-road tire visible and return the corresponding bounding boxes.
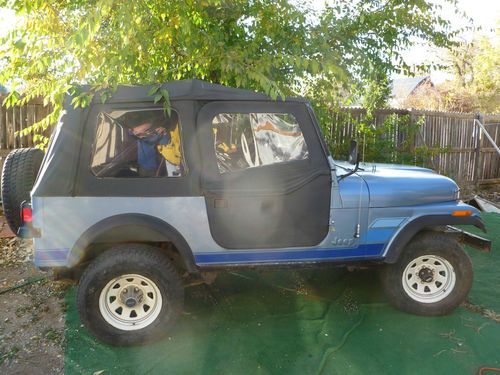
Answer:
[1,148,44,233]
[77,244,184,346]
[380,231,473,316]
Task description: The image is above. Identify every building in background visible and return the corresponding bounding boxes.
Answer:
[390,76,441,109]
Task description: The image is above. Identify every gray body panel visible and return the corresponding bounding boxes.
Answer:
[33,196,218,267]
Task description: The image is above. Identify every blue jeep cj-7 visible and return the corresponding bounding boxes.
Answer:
[1,80,491,346]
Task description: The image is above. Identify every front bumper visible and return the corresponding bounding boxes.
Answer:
[445,225,491,252]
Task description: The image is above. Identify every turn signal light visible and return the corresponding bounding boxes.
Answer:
[21,207,33,223]
[452,210,472,217]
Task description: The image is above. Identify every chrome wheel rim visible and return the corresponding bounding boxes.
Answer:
[99,274,163,331]
[402,255,456,303]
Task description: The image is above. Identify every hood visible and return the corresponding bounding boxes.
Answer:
[336,162,459,208]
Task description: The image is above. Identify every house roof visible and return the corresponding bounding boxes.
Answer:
[391,76,431,100]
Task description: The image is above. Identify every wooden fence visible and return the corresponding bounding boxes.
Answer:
[324,108,500,188]
[0,97,51,162]
[0,98,498,188]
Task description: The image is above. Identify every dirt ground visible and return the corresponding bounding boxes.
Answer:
[0,238,68,375]
[478,184,500,204]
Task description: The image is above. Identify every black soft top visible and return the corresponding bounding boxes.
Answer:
[86,79,306,103]
[33,80,311,197]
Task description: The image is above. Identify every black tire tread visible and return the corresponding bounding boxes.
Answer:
[77,244,184,346]
[380,231,473,316]
[1,148,44,233]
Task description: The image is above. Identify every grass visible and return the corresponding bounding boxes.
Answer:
[44,328,64,344]
[0,346,19,365]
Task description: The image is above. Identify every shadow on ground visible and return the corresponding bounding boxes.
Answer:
[65,214,500,375]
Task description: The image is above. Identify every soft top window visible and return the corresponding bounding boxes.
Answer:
[212,112,308,173]
[91,109,184,178]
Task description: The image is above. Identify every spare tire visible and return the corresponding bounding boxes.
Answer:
[1,148,44,234]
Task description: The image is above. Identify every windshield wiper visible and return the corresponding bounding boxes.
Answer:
[333,163,352,172]
[338,161,363,181]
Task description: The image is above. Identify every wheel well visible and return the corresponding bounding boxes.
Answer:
[65,214,199,278]
[385,227,454,265]
[384,214,486,264]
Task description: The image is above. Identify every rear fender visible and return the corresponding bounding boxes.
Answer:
[67,213,198,273]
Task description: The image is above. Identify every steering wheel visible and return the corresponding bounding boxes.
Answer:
[241,131,260,168]
[95,143,137,177]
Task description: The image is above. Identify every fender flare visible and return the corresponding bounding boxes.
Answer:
[67,213,198,273]
[384,214,486,264]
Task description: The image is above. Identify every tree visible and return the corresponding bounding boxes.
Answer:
[402,32,499,113]
[0,0,460,140]
[472,34,500,112]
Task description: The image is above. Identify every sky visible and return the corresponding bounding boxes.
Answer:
[305,0,499,83]
[398,0,499,83]
[0,0,498,84]
[0,8,16,38]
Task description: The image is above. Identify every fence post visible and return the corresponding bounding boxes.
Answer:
[0,104,4,149]
[409,109,417,164]
[473,113,483,188]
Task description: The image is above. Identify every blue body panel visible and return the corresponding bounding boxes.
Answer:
[194,243,385,265]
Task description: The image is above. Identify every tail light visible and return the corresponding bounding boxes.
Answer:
[18,201,40,238]
[21,206,33,223]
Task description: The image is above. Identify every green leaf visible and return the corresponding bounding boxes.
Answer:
[160,89,171,116]
[2,91,21,108]
[147,86,160,96]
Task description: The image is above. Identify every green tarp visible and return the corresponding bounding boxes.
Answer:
[65,213,500,374]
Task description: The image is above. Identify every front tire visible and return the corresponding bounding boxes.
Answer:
[77,244,184,346]
[380,232,472,316]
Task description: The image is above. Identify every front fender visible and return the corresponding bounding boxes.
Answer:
[384,214,487,263]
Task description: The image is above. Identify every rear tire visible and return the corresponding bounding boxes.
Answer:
[1,148,44,233]
[380,232,472,316]
[77,244,184,346]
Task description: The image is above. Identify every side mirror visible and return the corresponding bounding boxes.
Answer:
[348,140,359,165]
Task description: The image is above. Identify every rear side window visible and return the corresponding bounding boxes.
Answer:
[91,109,185,178]
[212,112,308,173]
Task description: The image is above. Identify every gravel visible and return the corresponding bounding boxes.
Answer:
[0,237,68,375]
[0,238,33,267]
